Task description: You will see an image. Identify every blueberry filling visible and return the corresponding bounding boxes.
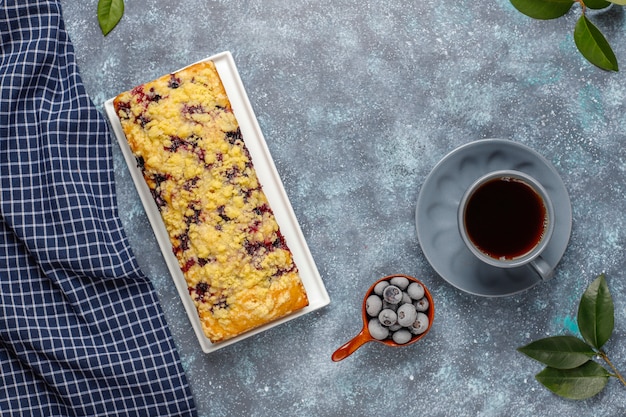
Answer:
[195,282,209,297]
[210,295,229,312]
[181,258,195,273]
[168,74,181,88]
[225,128,243,145]
[185,206,202,226]
[115,101,131,118]
[137,114,151,127]
[164,135,206,163]
[243,235,285,256]
[164,135,191,152]
[224,166,240,182]
[217,205,231,222]
[131,85,162,105]
[150,188,167,210]
[189,282,229,311]
[253,204,272,216]
[183,176,200,191]
[174,232,190,254]
[182,104,204,117]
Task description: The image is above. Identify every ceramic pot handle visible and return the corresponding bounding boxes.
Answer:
[331,329,372,362]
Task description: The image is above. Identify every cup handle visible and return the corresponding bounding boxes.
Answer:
[530,256,554,281]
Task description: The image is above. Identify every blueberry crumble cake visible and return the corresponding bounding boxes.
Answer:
[113,61,309,343]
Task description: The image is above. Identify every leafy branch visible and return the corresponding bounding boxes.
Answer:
[510,0,622,71]
[518,274,625,399]
[98,0,125,36]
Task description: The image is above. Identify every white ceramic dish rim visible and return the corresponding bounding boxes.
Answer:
[104,51,330,353]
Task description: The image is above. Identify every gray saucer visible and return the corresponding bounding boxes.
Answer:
[415,139,572,297]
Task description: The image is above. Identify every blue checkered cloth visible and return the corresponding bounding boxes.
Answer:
[0,1,198,416]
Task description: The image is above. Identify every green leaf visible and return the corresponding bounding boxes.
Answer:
[574,16,619,71]
[608,0,626,5]
[584,0,612,9]
[578,274,615,349]
[536,361,610,399]
[509,0,575,19]
[98,0,125,36]
[518,336,595,369]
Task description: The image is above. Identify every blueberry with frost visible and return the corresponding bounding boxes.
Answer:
[373,280,390,296]
[401,292,412,305]
[392,329,413,345]
[368,318,389,340]
[397,303,418,327]
[382,285,403,304]
[415,297,429,312]
[389,323,402,332]
[407,282,425,300]
[378,309,398,327]
[410,312,429,335]
[366,294,383,317]
[390,276,410,290]
[382,300,399,311]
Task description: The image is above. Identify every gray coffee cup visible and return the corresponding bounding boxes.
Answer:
[458,170,555,281]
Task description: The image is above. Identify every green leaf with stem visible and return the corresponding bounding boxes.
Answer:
[578,274,615,349]
[509,0,575,19]
[98,0,125,36]
[518,335,595,369]
[536,361,611,400]
[597,350,626,387]
[574,15,619,71]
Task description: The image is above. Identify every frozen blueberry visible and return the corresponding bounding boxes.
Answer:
[415,297,430,312]
[378,309,397,327]
[390,276,410,290]
[407,282,425,300]
[410,312,430,335]
[382,285,403,304]
[373,280,390,296]
[366,294,383,317]
[368,318,389,340]
[401,292,412,305]
[382,300,399,312]
[389,323,402,332]
[392,329,413,345]
[397,303,418,327]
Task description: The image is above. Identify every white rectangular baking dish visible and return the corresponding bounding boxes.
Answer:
[104,51,330,353]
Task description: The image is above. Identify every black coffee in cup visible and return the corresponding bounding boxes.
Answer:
[464,177,547,260]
